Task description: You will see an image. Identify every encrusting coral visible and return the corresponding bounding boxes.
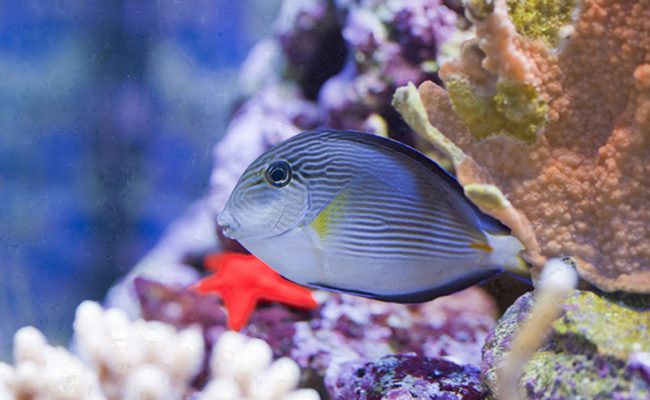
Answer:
[394,0,650,293]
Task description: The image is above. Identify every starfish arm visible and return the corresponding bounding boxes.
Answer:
[221,291,259,331]
[193,273,226,294]
[261,280,318,309]
[194,252,318,330]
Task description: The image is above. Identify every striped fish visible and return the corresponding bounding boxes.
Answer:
[217,130,528,302]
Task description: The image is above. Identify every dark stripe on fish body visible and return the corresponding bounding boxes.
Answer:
[285,130,511,236]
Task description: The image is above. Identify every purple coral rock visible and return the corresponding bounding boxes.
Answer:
[134,277,496,390]
[317,0,459,139]
[325,354,486,400]
[342,8,386,56]
[274,0,346,99]
[274,0,333,66]
[291,288,496,379]
[391,0,457,63]
[483,292,650,399]
[135,277,228,336]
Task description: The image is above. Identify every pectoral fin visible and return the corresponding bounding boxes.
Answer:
[310,190,348,241]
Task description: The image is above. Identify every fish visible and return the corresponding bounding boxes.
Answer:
[217,130,528,303]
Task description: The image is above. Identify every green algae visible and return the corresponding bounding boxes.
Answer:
[507,0,577,47]
[446,78,547,144]
[553,291,650,359]
[482,291,650,399]
[523,352,649,399]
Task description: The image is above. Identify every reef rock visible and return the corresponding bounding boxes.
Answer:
[325,354,486,400]
[394,0,650,293]
[135,279,497,393]
[482,291,650,399]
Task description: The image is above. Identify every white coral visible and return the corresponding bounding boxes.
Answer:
[73,300,204,400]
[0,303,318,400]
[0,326,105,400]
[198,331,320,400]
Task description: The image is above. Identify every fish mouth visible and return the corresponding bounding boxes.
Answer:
[217,209,241,239]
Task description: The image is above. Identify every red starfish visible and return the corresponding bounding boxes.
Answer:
[193,252,317,331]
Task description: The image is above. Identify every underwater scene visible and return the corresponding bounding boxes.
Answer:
[1,0,649,399]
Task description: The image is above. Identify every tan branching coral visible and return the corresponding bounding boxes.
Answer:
[394,0,650,292]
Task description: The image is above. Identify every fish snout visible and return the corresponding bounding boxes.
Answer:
[217,209,240,239]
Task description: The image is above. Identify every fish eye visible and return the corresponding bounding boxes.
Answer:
[264,160,292,188]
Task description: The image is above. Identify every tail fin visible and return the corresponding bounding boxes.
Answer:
[485,233,529,277]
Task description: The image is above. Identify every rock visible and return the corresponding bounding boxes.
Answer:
[325,354,486,400]
[482,290,650,399]
[134,279,497,394]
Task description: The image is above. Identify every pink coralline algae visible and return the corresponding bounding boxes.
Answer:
[394,0,650,293]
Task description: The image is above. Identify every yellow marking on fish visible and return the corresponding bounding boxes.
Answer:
[311,191,348,239]
[470,242,493,253]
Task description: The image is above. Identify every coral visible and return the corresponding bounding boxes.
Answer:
[199,331,320,400]
[74,301,205,399]
[0,301,320,400]
[318,0,459,136]
[506,0,577,47]
[133,279,497,392]
[324,354,486,400]
[0,327,105,400]
[394,0,650,292]
[482,290,650,399]
[290,287,496,378]
[446,77,547,144]
[274,0,346,99]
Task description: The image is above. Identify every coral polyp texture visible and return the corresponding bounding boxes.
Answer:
[394,0,650,292]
